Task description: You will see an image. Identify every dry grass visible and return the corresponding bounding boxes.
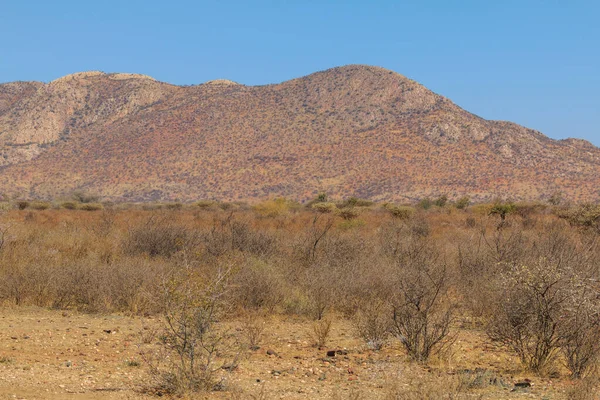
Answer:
[0,201,599,397]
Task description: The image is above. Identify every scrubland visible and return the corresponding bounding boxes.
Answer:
[1,197,600,399]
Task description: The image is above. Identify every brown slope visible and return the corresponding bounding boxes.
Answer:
[0,65,598,202]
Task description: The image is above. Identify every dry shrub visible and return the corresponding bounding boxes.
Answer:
[253,198,291,218]
[480,224,527,264]
[79,202,103,211]
[353,300,391,350]
[195,200,217,209]
[488,260,563,373]
[201,216,278,258]
[464,216,476,228]
[30,201,51,210]
[229,221,278,256]
[311,202,337,214]
[383,231,454,362]
[3,201,600,394]
[164,202,183,210]
[293,213,335,265]
[241,314,266,351]
[0,255,164,313]
[141,267,234,395]
[337,207,360,220]
[455,220,533,319]
[390,262,454,363]
[567,376,600,400]
[231,258,284,311]
[124,215,197,258]
[480,222,600,377]
[311,318,332,348]
[558,203,600,233]
[297,232,368,319]
[88,209,116,239]
[385,204,415,220]
[0,212,167,314]
[303,269,336,320]
[60,201,78,210]
[561,303,600,378]
[558,263,600,378]
[379,219,433,260]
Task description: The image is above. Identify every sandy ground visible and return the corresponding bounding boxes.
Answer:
[0,307,578,399]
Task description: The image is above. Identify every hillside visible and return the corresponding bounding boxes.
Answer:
[0,65,599,202]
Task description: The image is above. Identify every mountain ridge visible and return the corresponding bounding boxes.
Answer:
[0,65,598,203]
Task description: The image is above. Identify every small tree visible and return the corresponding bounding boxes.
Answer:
[560,279,600,378]
[487,259,567,373]
[389,241,454,363]
[354,300,391,350]
[385,204,415,220]
[312,202,337,214]
[143,267,233,395]
[418,198,433,210]
[434,195,448,208]
[559,204,600,233]
[455,196,471,210]
[316,192,328,202]
[489,202,516,222]
[337,207,360,220]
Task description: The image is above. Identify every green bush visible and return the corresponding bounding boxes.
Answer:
[418,198,433,210]
[557,204,600,232]
[80,203,104,211]
[455,196,471,210]
[253,198,291,217]
[305,192,329,208]
[434,195,448,208]
[489,202,516,221]
[16,200,29,210]
[195,200,217,209]
[60,201,78,210]
[316,192,328,203]
[338,219,365,230]
[30,201,51,210]
[337,207,360,220]
[312,202,337,214]
[340,197,374,208]
[165,202,183,210]
[386,205,415,220]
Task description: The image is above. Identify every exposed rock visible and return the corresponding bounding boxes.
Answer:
[0,65,598,202]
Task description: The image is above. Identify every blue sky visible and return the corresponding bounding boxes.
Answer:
[1,0,598,145]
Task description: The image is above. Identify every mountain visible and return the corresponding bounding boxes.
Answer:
[0,65,598,203]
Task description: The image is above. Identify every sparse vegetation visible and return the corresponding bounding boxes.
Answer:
[385,204,415,220]
[71,190,100,204]
[79,202,103,211]
[0,200,599,398]
[455,196,471,210]
[312,318,332,348]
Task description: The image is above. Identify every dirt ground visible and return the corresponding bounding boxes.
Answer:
[0,307,580,399]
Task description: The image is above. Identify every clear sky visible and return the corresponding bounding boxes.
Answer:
[1,0,598,145]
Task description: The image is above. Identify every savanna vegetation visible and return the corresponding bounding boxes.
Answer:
[1,195,600,399]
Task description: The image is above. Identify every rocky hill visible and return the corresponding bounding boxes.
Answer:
[1,65,598,202]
